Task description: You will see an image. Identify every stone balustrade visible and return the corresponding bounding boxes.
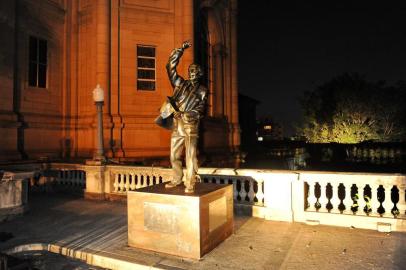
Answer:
[107,165,171,194]
[345,146,403,164]
[45,163,406,232]
[0,171,34,222]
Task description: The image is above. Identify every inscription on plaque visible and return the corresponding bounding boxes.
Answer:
[209,196,227,232]
[144,202,179,234]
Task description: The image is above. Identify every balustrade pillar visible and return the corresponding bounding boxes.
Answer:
[136,174,142,189]
[247,180,255,203]
[318,182,328,212]
[84,165,106,200]
[382,184,394,217]
[232,180,239,202]
[255,179,264,206]
[125,173,130,191]
[130,173,136,190]
[330,182,340,214]
[239,179,247,202]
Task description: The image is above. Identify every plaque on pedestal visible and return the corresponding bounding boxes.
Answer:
[127,183,233,259]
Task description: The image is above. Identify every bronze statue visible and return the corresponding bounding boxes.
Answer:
[155,41,208,193]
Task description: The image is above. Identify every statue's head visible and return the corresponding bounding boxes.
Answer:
[188,64,203,81]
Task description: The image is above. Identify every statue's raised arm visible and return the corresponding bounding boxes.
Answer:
[166,41,192,88]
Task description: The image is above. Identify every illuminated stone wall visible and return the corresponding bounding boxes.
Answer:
[0,0,240,162]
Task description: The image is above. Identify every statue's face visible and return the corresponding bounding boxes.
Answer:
[188,64,203,81]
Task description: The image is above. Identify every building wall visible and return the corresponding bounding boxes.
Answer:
[0,0,19,160]
[0,0,66,161]
[0,0,240,162]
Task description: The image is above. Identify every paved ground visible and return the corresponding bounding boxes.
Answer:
[0,193,405,270]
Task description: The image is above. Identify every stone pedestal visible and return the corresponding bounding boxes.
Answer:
[0,171,33,222]
[127,183,233,259]
[83,165,105,200]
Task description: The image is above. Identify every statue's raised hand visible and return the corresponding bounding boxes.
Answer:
[182,41,192,50]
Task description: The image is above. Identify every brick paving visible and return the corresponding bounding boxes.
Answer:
[0,194,405,270]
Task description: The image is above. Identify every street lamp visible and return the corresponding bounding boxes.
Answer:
[92,84,105,162]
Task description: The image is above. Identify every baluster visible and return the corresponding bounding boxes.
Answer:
[369,149,375,163]
[67,171,71,185]
[362,148,368,162]
[255,179,264,206]
[382,148,388,164]
[232,179,239,202]
[330,182,340,214]
[247,180,255,204]
[389,149,395,163]
[398,185,406,217]
[141,175,147,188]
[370,184,380,216]
[113,174,119,192]
[72,170,79,186]
[307,181,317,212]
[382,184,394,217]
[81,171,85,187]
[395,149,402,163]
[119,174,125,192]
[59,170,64,185]
[64,170,69,185]
[69,171,74,186]
[125,173,130,191]
[343,182,353,214]
[130,173,136,190]
[74,171,78,185]
[116,173,121,192]
[135,174,142,189]
[152,175,157,185]
[239,179,247,203]
[357,184,366,216]
[375,148,381,164]
[318,181,328,212]
[75,171,79,186]
[57,171,62,185]
[77,171,82,187]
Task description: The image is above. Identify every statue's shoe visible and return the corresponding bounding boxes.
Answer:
[184,186,195,193]
[165,181,182,188]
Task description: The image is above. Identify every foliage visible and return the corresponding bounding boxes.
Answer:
[298,73,406,143]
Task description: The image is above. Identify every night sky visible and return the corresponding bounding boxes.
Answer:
[238,2,406,136]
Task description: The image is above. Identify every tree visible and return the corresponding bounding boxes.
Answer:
[298,73,406,143]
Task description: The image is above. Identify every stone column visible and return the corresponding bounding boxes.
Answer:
[263,173,296,222]
[84,165,106,200]
[213,44,225,116]
[229,0,240,152]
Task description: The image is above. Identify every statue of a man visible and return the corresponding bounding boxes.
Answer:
[155,41,207,193]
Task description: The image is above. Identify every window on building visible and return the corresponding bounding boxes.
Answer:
[28,36,47,88]
[137,45,156,91]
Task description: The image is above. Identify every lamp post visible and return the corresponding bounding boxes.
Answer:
[92,84,106,163]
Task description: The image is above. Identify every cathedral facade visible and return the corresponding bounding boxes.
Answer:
[0,0,239,162]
